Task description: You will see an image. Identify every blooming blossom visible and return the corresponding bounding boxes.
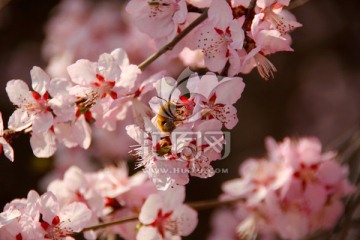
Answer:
[221,137,355,239]
[0,190,92,240]
[126,0,188,41]
[137,186,198,240]
[0,113,14,162]
[187,72,245,129]
[191,0,245,74]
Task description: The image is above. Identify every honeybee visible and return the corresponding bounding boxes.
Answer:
[156,97,194,133]
[157,101,181,132]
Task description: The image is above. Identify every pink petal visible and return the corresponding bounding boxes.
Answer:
[30,67,50,96]
[8,109,32,132]
[111,48,129,68]
[40,191,59,224]
[172,204,198,236]
[67,59,97,85]
[229,17,245,50]
[136,226,160,240]
[214,77,245,105]
[32,112,54,134]
[193,23,228,72]
[59,202,92,232]
[0,138,14,162]
[30,131,56,158]
[139,194,163,225]
[316,160,343,185]
[6,80,33,107]
[208,0,233,30]
[0,112,3,135]
[304,183,327,213]
[187,72,219,100]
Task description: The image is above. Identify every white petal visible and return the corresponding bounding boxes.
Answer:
[0,138,14,162]
[214,77,245,105]
[229,17,245,50]
[139,194,162,225]
[32,112,53,133]
[193,23,228,72]
[30,131,56,158]
[111,48,129,68]
[47,77,74,98]
[136,226,160,240]
[125,124,144,144]
[98,52,121,82]
[67,59,97,85]
[0,112,4,135]
[31,66,50,96]
[118,64,141,90]
[208,0,233,30]
[187,72,219,99]
[40,191,59,223]
[59,202,92,232]
[0,208,21,227]
[161,186,186,211]
[172,204,198,236]
[8,109,32,132]
[54,116,91,149]
[6,80,33,107]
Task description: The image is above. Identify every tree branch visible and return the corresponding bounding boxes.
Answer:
[77,197,243,233]
[138,8,208,71]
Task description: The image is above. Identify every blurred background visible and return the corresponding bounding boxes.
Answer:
[0,0,359,239]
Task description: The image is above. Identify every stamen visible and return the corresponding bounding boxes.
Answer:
[254,54,277,80]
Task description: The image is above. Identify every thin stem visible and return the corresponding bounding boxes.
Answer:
[138,9,208,71]
[77,197,243,233]
[188,197,243,210]
[79,216,139,233]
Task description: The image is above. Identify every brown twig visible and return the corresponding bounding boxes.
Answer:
[138,8,208,71]
[188,197,243,211]
[76,197,243,234]
[79,216,139,233]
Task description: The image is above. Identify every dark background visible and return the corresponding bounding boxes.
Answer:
[0,0,359,239]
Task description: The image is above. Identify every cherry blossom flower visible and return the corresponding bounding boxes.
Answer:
[171,119,223,178]
[38,192,92,239]
[191,0,245,74]
[187,72,245,129]
[0,113,14,162]
[68,48,144,131]
[6,67,57,157]
[137,186,198,240]
[221,137,355,240]
[47,166,105,217]
[6,67,53,134]
[126,0,188,41]
[0,190,93,240]
[256,0,302,36]
[126,121,190,190]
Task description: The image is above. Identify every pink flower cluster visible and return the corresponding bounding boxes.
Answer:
[126,0,302,79]
[219,137,355,239]
[0,166,198,240]
[127,72,245,190]
[3,49,152,159]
